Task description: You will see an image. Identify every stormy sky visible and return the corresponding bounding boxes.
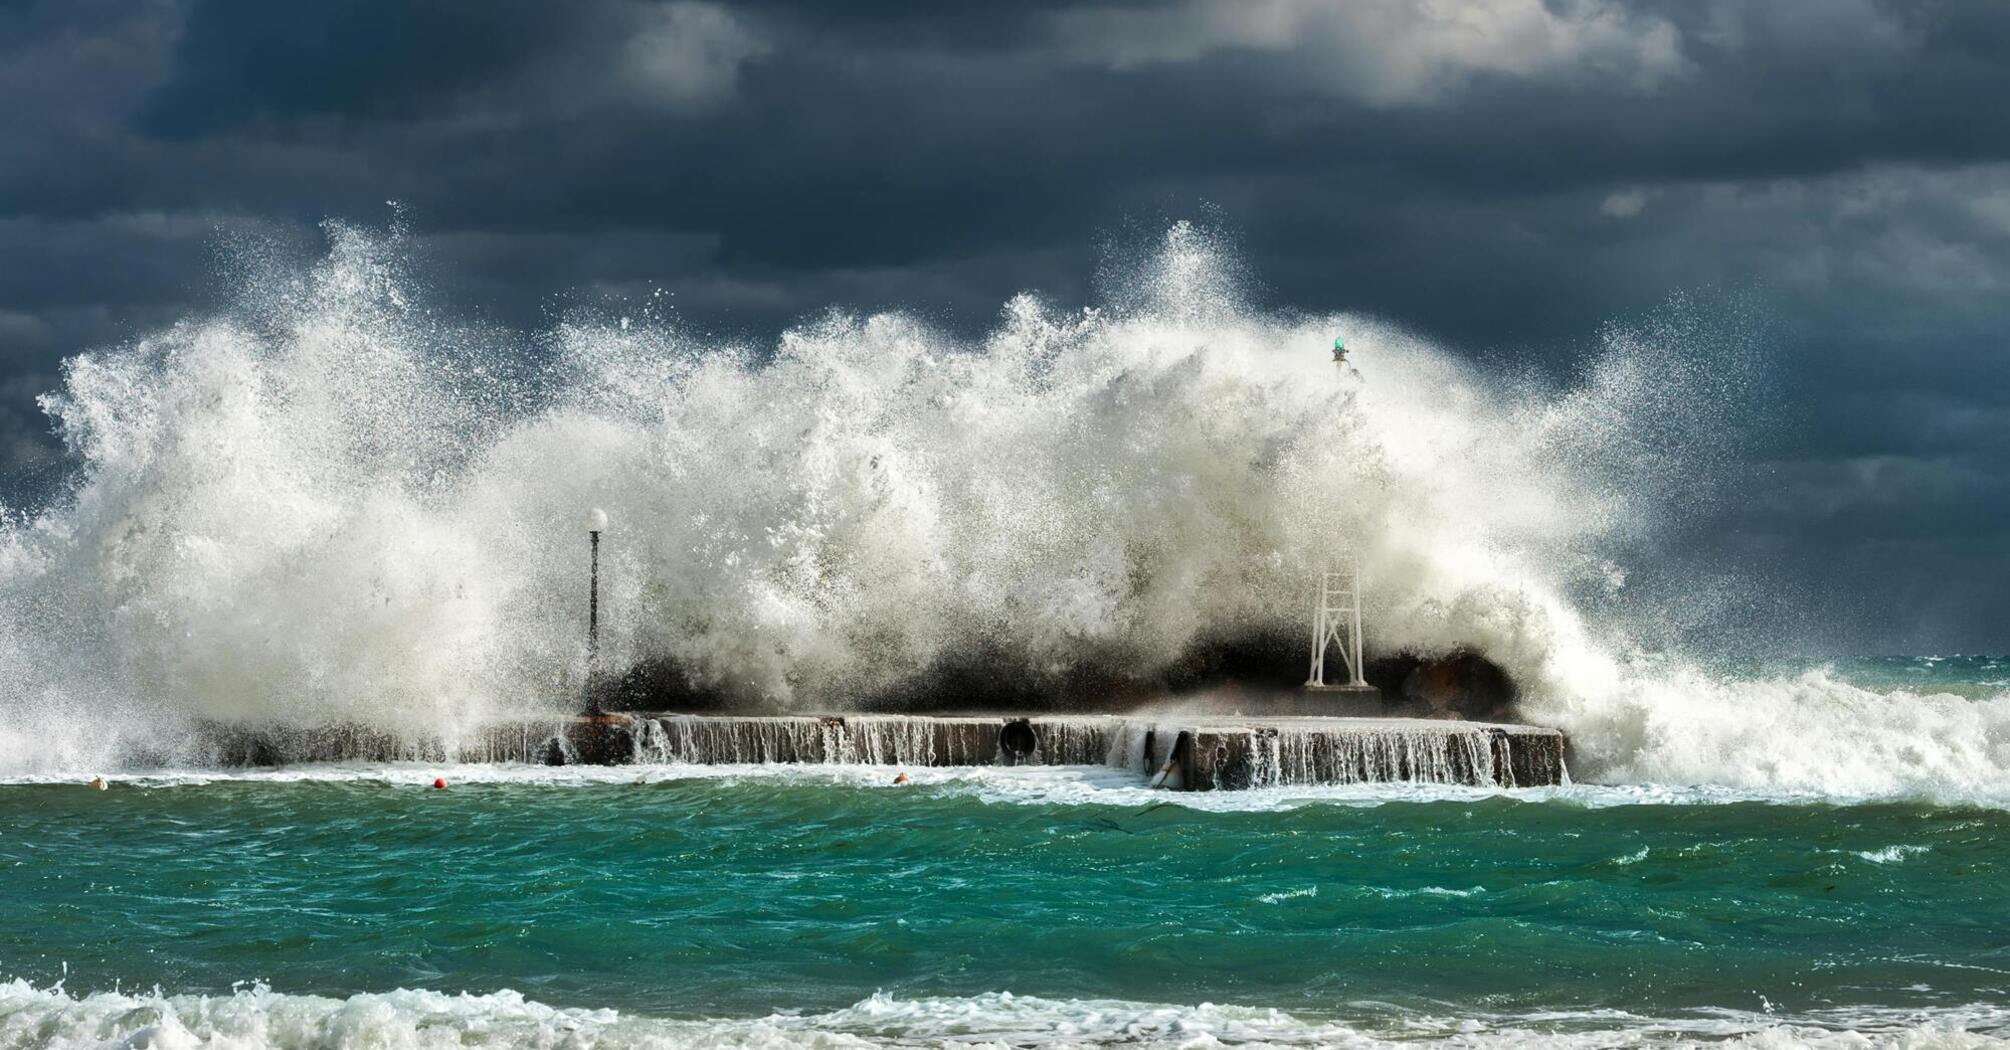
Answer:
[2,0,2007,652]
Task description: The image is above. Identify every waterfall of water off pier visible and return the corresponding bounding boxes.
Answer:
[1239,722,1569,789]
[186,712,1566,788]
[614,714,1568,789]
[627,715,1119,767]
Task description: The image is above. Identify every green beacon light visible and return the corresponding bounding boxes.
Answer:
[1331,335,1348,363]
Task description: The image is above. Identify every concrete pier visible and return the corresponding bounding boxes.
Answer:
[198,711,1567,789]
[1134,717,1566,790]
[199,719,574,767]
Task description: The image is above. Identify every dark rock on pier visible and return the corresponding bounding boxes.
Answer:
[1366,649,1520,721]
[592,633,1529,726]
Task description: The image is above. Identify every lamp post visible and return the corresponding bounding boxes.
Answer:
[585,506,607,713]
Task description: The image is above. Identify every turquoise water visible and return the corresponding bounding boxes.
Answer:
[1825,655,2010,699]
[4,766,2009,1047]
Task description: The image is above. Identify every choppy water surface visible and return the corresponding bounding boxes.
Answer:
[1827,655,2010,699]
[4,769,2008,1047]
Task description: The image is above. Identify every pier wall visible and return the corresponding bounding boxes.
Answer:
[198,712,1568,789]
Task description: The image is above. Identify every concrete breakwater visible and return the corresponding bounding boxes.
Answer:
[199,713,1568,789]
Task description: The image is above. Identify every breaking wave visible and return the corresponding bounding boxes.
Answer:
[1,218,2006,802]
[1,981,2003,1049]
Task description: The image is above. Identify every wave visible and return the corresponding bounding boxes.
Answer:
[2,218,2008,805]
[1,980,2003,1049]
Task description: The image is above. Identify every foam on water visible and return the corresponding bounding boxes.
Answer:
[1,219,2007,805]
[1,980,2004,1049]
[0,760,1898,813]
[1857,844,1934,864]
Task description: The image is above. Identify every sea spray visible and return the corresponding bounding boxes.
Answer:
[3,219,2007,803]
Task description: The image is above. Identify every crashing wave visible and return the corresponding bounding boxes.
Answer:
[1,220,2007,804]
[1,980,2003,1049]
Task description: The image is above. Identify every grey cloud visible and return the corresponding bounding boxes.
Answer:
[1048,0,1687,105]
[135,0,578,136]
[620,2,770,108]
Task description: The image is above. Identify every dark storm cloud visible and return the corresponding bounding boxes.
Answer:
[137,0,578,136]
[2,0,2009,647]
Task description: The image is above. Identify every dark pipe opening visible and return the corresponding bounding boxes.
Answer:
[998,718,1038,763]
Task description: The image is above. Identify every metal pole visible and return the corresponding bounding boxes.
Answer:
[1350,578,1366,687]
[584,507,606,715]
[588,528,601,665]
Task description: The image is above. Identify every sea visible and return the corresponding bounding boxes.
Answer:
[3,226,2007,1046]
[5,660,2010,1049]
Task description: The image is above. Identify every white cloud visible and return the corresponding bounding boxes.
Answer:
[623,2,769,108]
[1051,0,1687,105]
[1600,187,1648,218]
[1969,187,2010,237]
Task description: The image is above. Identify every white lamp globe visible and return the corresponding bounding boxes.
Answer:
[586,507,608,532]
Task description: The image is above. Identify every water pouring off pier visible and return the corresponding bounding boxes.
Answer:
[201,711,1569,789]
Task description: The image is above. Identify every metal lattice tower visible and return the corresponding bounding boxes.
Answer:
[1303,335,1368,693]
[1305,565,1366,689]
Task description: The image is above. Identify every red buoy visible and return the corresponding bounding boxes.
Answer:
[432,777,447,789]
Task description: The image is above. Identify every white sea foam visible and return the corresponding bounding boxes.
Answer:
[0,760,1898,814]
[0,980,2004,1049]
[3,220,2009,807]
[1856,845,1933,864]
[1369,885,1486,899]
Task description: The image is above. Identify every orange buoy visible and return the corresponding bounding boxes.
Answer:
[892,772,910,785]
